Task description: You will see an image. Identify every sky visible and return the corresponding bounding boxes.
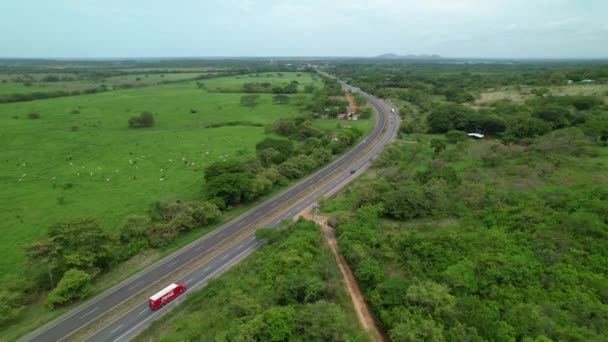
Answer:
[1,0,607,59]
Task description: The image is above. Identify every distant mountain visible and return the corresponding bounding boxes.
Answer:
[375,53,442,59]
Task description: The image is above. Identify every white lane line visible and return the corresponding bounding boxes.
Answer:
[128,281,143,291]
[137,309,148,316]
[81,307,99,319]
[195,245,205,252]
[203,266,212,272]
[186,278,193,284]
[221,254,230,261]
[236,243,245,250]
[110,324,124,334]
[168,260,178,267]
[218,232,227,238]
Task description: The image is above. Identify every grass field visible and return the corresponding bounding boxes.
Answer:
[0,72,213,96]
[0,73,320,283]
[203,72,322,92]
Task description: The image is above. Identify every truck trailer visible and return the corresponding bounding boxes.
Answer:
[148,283,187,310]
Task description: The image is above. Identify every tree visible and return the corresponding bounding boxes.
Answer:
[355,257,385,289]
[25,218,114,286]
[505,116,552,139]
[389,316,446,342]
[128,111,155,128]
[269,118,297,136]
[190,201,221,226]
[256,138,294,163]
[206,172,252,205]
[384,184,429,220]
[272,94,290,104]
[427,103,473,133]
[240,94,260,108]
[46,269,91,309]
[24,237,60,289]
[532,104,571,129]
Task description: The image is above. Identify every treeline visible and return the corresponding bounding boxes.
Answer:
[135,220,368,341]
[241,80,301,94]
[332,63,608,98]
[0,86,109,103]
[203,116,363,209]
[0,71,242,104]
[417,94,608,144]
[1,199,221,326]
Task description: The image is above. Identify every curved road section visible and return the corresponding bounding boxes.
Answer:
[21,77,399,342]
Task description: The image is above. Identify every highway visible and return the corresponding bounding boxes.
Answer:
[20,76,400,342]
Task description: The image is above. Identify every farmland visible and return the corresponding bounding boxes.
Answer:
[0,71,322,283]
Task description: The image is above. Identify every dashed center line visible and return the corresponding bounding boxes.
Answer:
[168,260,178,267]
[81,307,99,319]
[110,324,124,334]
[137,308,148,316]
[221,254,230,261]
[128,281,143,291]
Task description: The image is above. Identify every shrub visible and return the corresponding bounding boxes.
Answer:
[46,269,91,309]
[446,130,468,144]
[128,111,155,128]
[28,112,40,119]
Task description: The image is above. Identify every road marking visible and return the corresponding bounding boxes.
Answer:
[81,307,99,319]
[168,260,178,267]
[221,254,230,261]
[203,266,212,272]
[195,245,205,252]
[128,281,143,291]
[137,309,148,316]
[236,243,245,250]
[110,324,124,334]
[186,278,193,284]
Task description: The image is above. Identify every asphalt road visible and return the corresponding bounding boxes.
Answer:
[21,78,399,342]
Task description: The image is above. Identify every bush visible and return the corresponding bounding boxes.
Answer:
[46,269,91,309]
[28,112,40,119]
[128,111,155,128]
[446,130,468,144]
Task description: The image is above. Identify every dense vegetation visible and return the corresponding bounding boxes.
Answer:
[332,63,608,145]
[136,219,368,341]
[321,62,608,341]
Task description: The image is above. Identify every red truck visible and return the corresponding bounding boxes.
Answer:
[148,283,187,310]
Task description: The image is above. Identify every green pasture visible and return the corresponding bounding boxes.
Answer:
[0,72,210,96]
[0,78,312,282]
[203,72,322,92]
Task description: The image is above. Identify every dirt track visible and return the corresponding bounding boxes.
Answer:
[297,208,385,342]
[345,92,358,113]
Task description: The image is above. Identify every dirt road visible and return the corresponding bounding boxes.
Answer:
[297,208,385,342]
